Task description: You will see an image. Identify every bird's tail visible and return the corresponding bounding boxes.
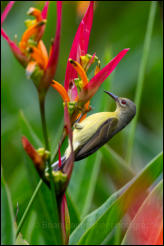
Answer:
[51,156,67,171]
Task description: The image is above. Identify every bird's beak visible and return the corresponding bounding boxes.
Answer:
[104,91,118,101]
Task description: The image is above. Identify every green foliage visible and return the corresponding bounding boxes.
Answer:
[100,145,134,187]
[66,192,80,234]
[19,111,42,147]
[18,110,62,244]
[121,179,163,245]
[69,152,163,245]
[1,1,163,245]
[1,173,15,245]
[68,152,102,219]
[127,1,157,163]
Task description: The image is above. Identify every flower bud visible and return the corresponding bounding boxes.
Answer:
[45,170,67,195]
[22,136,45,172]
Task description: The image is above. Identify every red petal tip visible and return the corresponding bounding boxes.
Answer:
[64,0,94,97]
[41,1,49,19]
[1,1,15,25]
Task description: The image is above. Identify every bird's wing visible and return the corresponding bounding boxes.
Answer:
[75,117,118,161]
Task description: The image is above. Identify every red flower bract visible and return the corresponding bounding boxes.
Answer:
[1,1,62,92]
[51,1,129,124]
[78,48,130,103]
[64,1,94,100]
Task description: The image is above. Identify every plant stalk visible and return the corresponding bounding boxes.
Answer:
[16,179,43,237]
[16,93,62,244]
[39,95,50,150]
[126,1,157,164]
[39,93,62,244]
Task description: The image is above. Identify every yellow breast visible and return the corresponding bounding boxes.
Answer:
[65,111,117,158]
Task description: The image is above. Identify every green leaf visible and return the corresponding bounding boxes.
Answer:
[66,192,81,234]
[69,152,163,245]
[19,110,42,147]
[121,179,163,245]
[1,173,15,245]
[19,111,61,244]
[20,209,45,245]
[68,152,101,219]
[19,157,60,245]
[126,1,157,163]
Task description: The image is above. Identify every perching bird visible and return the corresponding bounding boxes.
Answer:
[52,91,136,171]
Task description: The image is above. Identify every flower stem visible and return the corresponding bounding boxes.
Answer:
[16,94,62,244]
[39,95,49,150]
[39,93,62,244]
[126,1,157,165]
[16,179,43,237]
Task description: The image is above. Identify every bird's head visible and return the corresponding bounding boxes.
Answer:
[104,90,136,123]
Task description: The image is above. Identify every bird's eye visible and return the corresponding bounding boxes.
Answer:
[121,99,127,105]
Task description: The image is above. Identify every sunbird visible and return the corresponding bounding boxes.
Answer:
[52,91,136,171]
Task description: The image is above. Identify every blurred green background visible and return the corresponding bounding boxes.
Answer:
[1,1,163,244]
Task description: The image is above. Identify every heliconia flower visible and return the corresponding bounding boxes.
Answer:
[21,136,45,173]
[77,48,129,103]
[1,1,62,92]
[22,136,52,187]
[1,1,15,24]
[1,1,28,66]
[77,1,91,18]
[51,1,129,124]
[64,1,94,100]
[40,1,62,92]
[51,1,94,123]
[41,1,49,19]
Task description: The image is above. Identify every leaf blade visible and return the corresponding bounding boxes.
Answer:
[1,173,15,245]
[121,180,163,245]
[70,152,163,245]
[101,145,134,188]
[19,110,42,147]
